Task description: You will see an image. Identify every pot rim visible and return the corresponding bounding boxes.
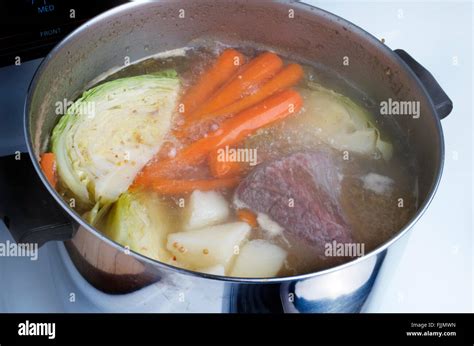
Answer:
[24,0,445,284]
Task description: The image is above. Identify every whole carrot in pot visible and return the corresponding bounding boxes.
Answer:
[177,63,304,139]
[189,63,303,125]
[177,89,302,163]
[149,176,240,195]
[187,51,284,121]
[179,49,245,116]
[133,89,303,187]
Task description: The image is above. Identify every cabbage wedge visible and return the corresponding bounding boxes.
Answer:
[99,190,177,262]
[295,83,393,160]
[51,71,180,206]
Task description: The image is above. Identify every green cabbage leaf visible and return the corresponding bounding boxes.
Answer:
[51,71,180,206]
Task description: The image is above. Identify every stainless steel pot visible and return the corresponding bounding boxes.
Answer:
[2,0,452,312]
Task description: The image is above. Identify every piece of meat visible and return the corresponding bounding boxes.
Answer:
[234,150,353,255]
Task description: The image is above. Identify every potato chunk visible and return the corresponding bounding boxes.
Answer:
[183,190,230,230]
[230,240,287,278]
[196,264,226,276]
[167,222,250,269]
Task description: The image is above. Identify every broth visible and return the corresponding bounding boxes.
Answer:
[47,45,418,277]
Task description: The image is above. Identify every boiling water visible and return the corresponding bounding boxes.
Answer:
[55,45,419,276]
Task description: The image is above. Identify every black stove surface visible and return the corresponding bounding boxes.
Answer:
[0,0,127,156]
[0,0,128,67]
[0,58,41,156]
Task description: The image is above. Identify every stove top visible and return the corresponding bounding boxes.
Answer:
[0,0,128,67]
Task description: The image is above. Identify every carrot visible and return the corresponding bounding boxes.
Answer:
[40,152,57,188]
[208,147,244,178]
[194,63,303,123]
[173,89,302,163]
[188,51,284,121]
[134,89,303,187]
[237,209,258,228]
[177,63,304,139]
[179,49,245,116]
[150,176,240,195]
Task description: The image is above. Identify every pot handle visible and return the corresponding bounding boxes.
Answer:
[394,49,453,119]
[0,153,74,247]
